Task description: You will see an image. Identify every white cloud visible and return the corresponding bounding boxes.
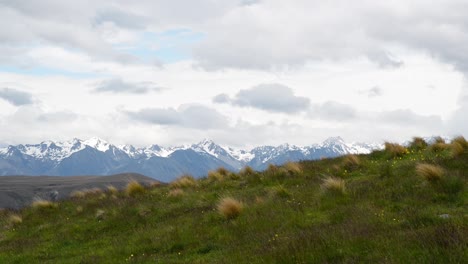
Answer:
[215,83,310,113]
[0,0,467,147]
[0,87,34,106]
[124,104,229,129]
[93,78,163,94]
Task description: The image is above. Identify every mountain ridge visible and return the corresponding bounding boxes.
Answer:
[0,137,382,181]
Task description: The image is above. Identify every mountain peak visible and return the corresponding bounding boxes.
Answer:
[83,137,110,152]
[323,136,345,145]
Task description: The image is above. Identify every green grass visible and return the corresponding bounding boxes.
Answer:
[0,138,467,263]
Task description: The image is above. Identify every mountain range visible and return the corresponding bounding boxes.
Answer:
[0,137,381,182]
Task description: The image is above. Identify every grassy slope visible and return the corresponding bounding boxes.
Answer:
[0,140,466,263]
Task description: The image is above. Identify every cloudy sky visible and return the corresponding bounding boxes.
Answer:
[0,0,467,148]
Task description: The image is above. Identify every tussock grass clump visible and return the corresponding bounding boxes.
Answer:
[170,174,197,188]
[409,137,428,150]
[106,185,118,195]
[239,166,255,176]
[450,142,465,157]
[217,197,244,219]
[149,181,161,188]
[216,167,230,176]
[284,162,303,175]
[433,136,446,144]
[416,163,444,182]
[70,190,86,199]
[267,164,278,173]
[208,171,224,182]
[342,154,360,170]
[451,136,468,149]
[429,142,450,153]
[31,199,57,209]
[384,142,408,157]
[8,214,22,225]
[321,177,346,195]
[125,180,146,196]
[270,185,291,198]
[95,209,105,220]
[168,188,184,197]
[72,188,103,198]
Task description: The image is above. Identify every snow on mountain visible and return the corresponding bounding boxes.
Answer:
[83,137,110,152]
[0,136,382,179]
[225,147,255,163]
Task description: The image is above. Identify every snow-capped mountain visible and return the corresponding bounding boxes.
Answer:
[0,137,381,181]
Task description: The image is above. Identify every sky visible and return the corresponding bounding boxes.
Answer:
[0,0,467,148]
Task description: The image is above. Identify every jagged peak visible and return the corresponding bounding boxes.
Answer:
[322,136,345,145]
[83,137,110,152]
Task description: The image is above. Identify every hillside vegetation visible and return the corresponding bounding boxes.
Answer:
[0,137,467,263]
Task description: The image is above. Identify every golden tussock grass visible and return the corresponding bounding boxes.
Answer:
[270,185,291,198]
[216,167,230,176]
[410,137,428,150]
[170,174,197,188]
[451,136,468,149]
[126,180,146,196]
[217,197,244,219]
[72,188,103,198]
[239,166,255,176]
[266,164,278,173]
[168,188,184,197]
[342,154,360,170]
[95,209,105,220]
[429,142,450,152]
[70,190,86,199]
[284,162,303,175]
[149,181,161,188]
[106,185,118,195]
[208,171,224,182]
[450,142,465,157]
[321,177,346,195]
[8,214,22,225]
[31,199,57,209]
[384,142,408,157]
[416,163,444,182]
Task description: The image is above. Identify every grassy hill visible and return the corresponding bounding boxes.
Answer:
[0,137,466,263]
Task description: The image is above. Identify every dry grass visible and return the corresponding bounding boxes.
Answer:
[125,180,146,196]
[31,199,57,209]
[95,209,105,220]
[8,214,22,225]
[208,171,224,182]
[321,177,346,195]
[239,166,255,176]
[266,164,278,173]
[149,181,161,188]
[216,167,230,176]
[409,137,428,150]
[167,188,184,197]
[217,197,244,219]
[270,185,291,198]
[429,142,450,152]
[416,163,444,182]
[434,136,446,144]
[106,185,118,195]
[170,175,197,188]
[343,154,361,170]
[384,142,408,157]
[70,190,86,199]
[451,136,468,149]
[284,162,303,175]
[450,142,465,157]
